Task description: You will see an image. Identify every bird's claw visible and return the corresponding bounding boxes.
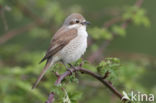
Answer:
[67,68,73,75]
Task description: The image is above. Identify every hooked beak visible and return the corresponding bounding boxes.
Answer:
[81,21,91,25]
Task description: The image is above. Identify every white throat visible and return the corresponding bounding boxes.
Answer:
[68,24,86,30]
[68,24,87,37]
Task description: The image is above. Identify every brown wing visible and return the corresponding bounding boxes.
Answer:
[40,27,77,63]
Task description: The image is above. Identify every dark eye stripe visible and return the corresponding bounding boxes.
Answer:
[70,21,74,25]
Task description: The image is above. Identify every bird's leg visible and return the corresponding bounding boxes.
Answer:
[52,70,60,77]
[68,63,78,72]
[61,61,73,74]
[68,63,79,78]
[68,63,75,69]
[64,63,72,72]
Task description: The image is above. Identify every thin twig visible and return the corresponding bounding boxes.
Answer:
[0,8,9,31]
[16,2,44,24]
[45,92,55,103]
[0,2,45,45]
[0,22,36,45]
[102,71,110,79]
[104,16,122,28]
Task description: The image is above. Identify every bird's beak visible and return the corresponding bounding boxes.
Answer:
[81,21,91,25]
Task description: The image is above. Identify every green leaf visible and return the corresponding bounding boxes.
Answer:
[112,25,126,37]
[97,57,120,81]
[142,16,151,27]
[89,27,112,40]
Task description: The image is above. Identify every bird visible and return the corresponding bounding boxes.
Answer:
[32,13,90,89]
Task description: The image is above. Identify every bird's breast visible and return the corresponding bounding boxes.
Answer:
[59,27,88,63]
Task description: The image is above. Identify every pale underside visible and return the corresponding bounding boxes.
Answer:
[52,24,88,64]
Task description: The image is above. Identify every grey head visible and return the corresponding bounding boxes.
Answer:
[63,13,90,26]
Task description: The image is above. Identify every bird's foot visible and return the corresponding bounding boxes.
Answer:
[68,63,80,78]
[52,70,60,77]
[67,63,77,75]
[68,63,75,69]
[79,62,84,67]
[69,63,77,70]
[67,68,73,75]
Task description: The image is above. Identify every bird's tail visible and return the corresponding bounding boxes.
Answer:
[32,58,53,89]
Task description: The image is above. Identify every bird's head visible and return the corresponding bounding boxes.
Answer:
[63,13,90,29]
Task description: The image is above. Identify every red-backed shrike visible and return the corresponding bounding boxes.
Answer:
[32,13,90,89]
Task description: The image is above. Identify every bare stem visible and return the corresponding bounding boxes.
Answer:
[45,92,55,103]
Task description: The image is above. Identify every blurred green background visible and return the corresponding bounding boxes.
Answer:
[0,0,156,103]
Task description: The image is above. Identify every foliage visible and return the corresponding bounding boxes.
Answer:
[0,0,155,103]
[123,6,150,27]
[89,27,112,40]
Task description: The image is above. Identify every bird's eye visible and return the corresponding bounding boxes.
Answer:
[76,20,79,23]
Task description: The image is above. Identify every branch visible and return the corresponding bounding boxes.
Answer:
[46,66,129,103]
[104,16,122,28]
[87,0,144,63]
[0,6,9,31]
[0,22,36,45]
[45,92,55,103]
[0,2,45,45]
[16,1,44,24]
[56,67,123,98]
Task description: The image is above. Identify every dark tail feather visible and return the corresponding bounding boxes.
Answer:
[39,57,46,64]
[32,59,53,89]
